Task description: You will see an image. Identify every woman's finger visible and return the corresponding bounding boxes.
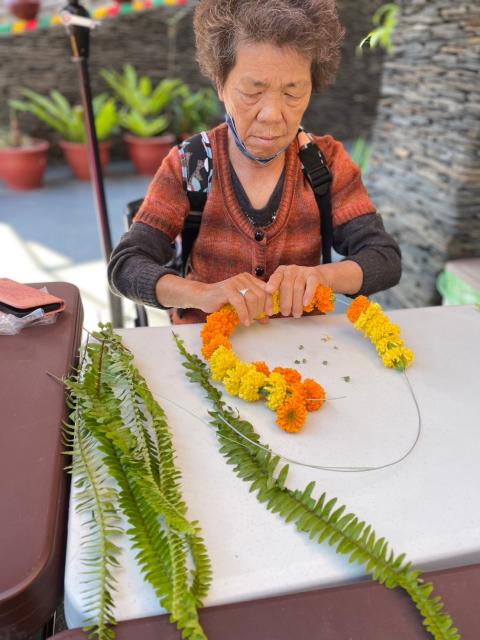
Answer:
[279,268,296,316]
[228,289,251,326]
[265,269,284,295]
[291,273,306,317]
[228,275,267,325]
[303,272,319,308]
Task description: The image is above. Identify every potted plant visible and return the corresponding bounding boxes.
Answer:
[101,64,185,175]
[0,113,49,191]
[10,89,118,181]
[172,86,222,140]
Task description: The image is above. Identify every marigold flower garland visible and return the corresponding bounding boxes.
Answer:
[347,296,414,371]
[201,287,333,434]
[201,287,414,434]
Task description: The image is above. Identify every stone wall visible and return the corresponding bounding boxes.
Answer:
[0,0,384,159]
[366,0,480,308]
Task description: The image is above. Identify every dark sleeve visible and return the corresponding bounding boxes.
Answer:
[107,222,179,309]
[333,213,402,296]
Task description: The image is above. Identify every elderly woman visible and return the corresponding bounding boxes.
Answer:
[108,0,401,326]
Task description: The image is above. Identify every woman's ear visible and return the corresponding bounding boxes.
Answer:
[216,81,224,103]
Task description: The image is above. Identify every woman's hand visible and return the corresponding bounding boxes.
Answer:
[197,272,271,326]
[265,265,332,317]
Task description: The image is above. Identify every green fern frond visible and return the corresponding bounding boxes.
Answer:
[173,333,461,640]
[63,398,121,640]
[65,325,211,640]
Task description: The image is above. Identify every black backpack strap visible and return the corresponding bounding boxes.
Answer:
[297,130,333,264]
[178,131,213,275]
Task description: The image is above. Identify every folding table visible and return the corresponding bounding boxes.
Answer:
[0,282,83,640]
[62,304,480,639]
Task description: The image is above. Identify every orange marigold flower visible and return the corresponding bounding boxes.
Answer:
[200,328,218,345]
[347,295,370,323]
[303,285,335,314]
[273,367,302,385]
[203,306,239,337]
[289,382,307,404]
[202,335,232,360]
[302,378,326,412]
[314,286,335,314]
[253,361,271,376]
[276,396,308,433]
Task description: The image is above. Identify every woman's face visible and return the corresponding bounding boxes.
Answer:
[218,41,312,159]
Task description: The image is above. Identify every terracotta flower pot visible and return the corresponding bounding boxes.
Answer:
[6,0,40,20]
[124,133,176,176]
[0,139,49,191]
[60,140,111,181]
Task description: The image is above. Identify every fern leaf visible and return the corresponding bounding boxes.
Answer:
[64,396,121,640]
[174,333,462,640]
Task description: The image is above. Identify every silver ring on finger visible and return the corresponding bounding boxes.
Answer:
[239,288,249,297]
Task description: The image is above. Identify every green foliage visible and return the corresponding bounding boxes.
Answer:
[64,325,211,640]
[357,3,400,56]
[350,137,372,175]
[118,111,170,138]
[100,64,185,137]
[173,333,462,640]
[0,128,33,148]
[172,86,221,136]
[9,89,118,143]
[0,112,34,148]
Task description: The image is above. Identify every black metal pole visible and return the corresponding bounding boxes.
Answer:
[61,0,123,327]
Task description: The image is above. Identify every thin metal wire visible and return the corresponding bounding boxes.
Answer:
[155,369,421,473]
[335,295,351,307]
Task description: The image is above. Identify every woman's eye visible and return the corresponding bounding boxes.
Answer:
[286,93,301,99]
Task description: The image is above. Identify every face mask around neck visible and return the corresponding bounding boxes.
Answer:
[225,113,290,166]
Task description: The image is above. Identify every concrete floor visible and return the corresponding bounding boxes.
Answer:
[0,161,170,331]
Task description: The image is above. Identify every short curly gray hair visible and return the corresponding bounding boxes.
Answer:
[194,0,345,93]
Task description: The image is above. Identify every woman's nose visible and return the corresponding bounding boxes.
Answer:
[256,95,284,124]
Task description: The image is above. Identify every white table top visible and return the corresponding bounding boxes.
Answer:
[65,304,480,628]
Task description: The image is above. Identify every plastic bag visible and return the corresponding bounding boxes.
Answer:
[437,270,480,305]
[0,287,59,335]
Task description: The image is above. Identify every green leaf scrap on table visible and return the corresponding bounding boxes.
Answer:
[173,332,462,640]
[64,325,211,640]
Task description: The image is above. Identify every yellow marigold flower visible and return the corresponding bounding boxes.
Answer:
[253,361,271,376]
[209,345,240,381]
[264,372,288,411]
[402,348,415,367]
[223,362,252,396]
[348,296,415,370]
[382,346,415,371]
[354,302,382,331]
[347,295,371,323]
[367,321,399,345]
[374,337,398,355]
[273,367,302,385]
[202,335,232,360]
[276,396,308,433]
[381,346,406,369]
[302,378,326,412]
[238,368,268,402]
[303,299,315,313]
[271,291,281,315]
